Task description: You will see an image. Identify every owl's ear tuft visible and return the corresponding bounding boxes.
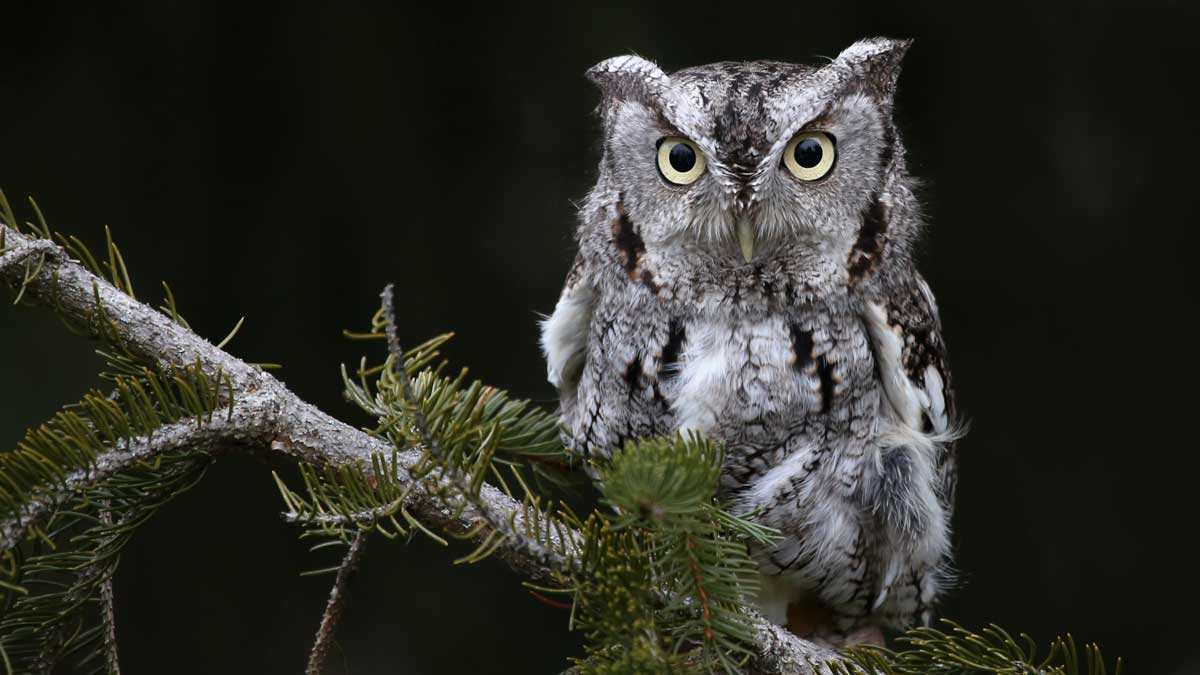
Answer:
[834,37,913,103]
[586,55,669,105]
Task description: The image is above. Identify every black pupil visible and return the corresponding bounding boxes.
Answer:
[668,142,696,173]
[794,138,823,169]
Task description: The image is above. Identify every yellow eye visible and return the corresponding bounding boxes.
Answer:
[783,131,836,181]
[656,137,706,185]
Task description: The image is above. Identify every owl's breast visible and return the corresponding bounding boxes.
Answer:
[566,273,881,473]
[670,315,799,435]
[669,303,880,477]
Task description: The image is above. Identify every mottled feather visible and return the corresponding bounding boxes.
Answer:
[541,37,961,635]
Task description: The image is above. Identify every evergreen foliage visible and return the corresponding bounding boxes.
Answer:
[832,622,1122,675]
[0,446,209,673]
[0,193,228,672]
[274,324,577,552]
[573,435,780,674]
[0,194,1125,675]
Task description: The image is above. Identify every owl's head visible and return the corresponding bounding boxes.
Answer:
[587,38,915,276]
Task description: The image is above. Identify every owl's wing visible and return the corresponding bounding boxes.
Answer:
[540,254,595,402]
[861,273,959,508]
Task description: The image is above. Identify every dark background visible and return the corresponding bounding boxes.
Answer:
[1,1,1196,673]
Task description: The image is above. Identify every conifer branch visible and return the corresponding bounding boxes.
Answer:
[0,221,848,674]
[306,531,367,675]
[0,224,570,583]
[380,284,578,577]
[0,406,272,551]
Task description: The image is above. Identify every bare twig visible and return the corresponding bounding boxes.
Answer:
[380,284,438,459]
[0,224,835,674]
[99,506,122,675]
[306,531,368,675]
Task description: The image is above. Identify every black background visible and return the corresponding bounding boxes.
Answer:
[1,2,1197,673]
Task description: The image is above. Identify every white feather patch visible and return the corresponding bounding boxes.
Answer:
[862,301,923,428]
[923,365,948,433]
[671,321,730,434]
[739,440,819,514]
[539,284,594,389]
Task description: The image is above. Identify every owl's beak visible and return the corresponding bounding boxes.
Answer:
[736,219,756,262]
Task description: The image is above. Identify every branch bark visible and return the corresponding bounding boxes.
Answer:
[0,223,839,674]
[306,531,368,675]
[99,505,122,675]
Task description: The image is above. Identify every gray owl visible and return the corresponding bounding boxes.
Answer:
[540,37,961,643]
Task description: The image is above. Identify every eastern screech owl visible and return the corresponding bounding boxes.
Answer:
[540,37,961,640]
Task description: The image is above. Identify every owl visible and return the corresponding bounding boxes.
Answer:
[540,38,961,643]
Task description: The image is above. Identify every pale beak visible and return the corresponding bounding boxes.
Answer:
[737,219,756,262]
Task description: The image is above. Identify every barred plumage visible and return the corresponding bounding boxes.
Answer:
[542,37,962,643]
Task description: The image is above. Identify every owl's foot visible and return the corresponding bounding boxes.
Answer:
[786,599,885,648]
[784,596,833,637]
[818,624,886,648]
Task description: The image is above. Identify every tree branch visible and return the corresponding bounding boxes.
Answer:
[379,283,577,576]
[306,531,367,675]
[0,237,57,276]
[0,405,273,550]
[0,223,837,674]
[99,505,122,675]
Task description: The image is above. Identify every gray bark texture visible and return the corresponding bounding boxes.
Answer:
[0,223,841,674]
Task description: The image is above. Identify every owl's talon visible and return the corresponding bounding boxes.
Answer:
[785,597,886,647]
[784,597,833,639]
[810,624,886,649]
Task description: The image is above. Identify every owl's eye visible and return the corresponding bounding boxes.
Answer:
[783,131,836,181]
[656,137,706,185]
